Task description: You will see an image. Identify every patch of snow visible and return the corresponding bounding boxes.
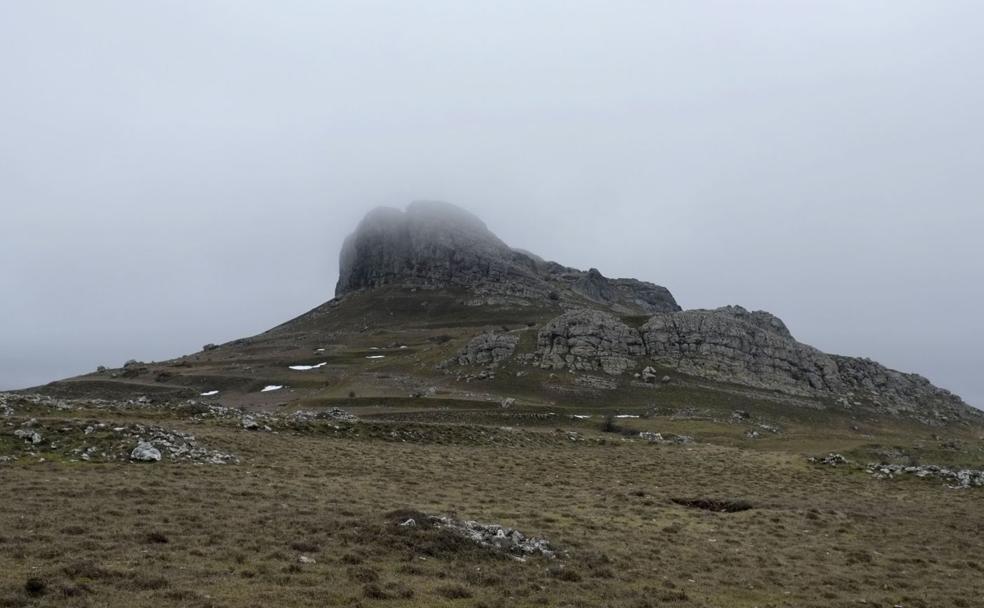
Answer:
[315,348,326,353]
[260,385,284,392]
[366,355,385,359]
[289,362,327,371]
[399,345,408,349]
[200,390,220,396]
[615,415,639,419]
[572,414,591,419]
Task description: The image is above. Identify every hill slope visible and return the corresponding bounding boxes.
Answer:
[33,201,979,427]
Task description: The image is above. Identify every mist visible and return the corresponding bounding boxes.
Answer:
[1,1,982,406]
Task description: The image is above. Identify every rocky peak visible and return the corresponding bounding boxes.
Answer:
[335,201,680,315]
[335,201,521,297]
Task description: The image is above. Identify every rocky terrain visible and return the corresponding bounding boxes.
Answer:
[4,201,983,608]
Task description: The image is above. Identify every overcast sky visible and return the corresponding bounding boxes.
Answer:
[1,1,982,406]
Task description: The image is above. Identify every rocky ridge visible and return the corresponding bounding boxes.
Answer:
[526,306,972,420]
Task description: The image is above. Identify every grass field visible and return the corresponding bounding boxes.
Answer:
[2,393,983,608]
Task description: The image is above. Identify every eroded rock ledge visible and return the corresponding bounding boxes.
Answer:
[529,305,973,420]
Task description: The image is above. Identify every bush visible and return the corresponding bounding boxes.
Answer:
[24,578,46,597]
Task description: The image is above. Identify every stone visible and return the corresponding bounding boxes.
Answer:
[451,332,519,367]
[426,514,558,558]
[500,398,516,408]
[811,453,849,466]
[536,309,644,375]
[298,555,317,564]
[130,442,162,462]
[639,432,694,445]
[865,463,984,488]
[13,429,42,444]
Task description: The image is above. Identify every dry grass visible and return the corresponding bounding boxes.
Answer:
[2,399,984,608]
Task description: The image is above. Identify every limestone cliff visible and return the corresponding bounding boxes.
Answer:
[335,201,680,315]
[532,305,972,420]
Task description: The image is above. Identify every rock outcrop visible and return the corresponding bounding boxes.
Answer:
[537,309,644,375]
[641,306,837,393]
[451,332,519,367]
[335,201,680,315]
[532,305,974,420]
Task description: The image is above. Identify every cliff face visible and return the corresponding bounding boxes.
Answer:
[532,305,971,420]
[335,201,680,314]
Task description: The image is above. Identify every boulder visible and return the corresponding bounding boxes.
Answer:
[130,442,162,462]
[13,429,42,444]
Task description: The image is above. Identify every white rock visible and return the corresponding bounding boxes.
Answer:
[130,442,162,462]
[14,429,42,444]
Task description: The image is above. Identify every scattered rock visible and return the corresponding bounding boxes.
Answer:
[241,415,271,432]
[639,432,694,445]
[866,463,984,488]
[810,453,849,466]
[13,428,42,444]
[427,515,558,559]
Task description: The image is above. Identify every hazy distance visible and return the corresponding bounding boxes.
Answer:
[1,1,982,406]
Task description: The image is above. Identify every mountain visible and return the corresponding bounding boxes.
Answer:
[33,201,978,426]
[336,200,680,314]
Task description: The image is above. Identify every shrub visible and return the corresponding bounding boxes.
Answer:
[24,578,46,597]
